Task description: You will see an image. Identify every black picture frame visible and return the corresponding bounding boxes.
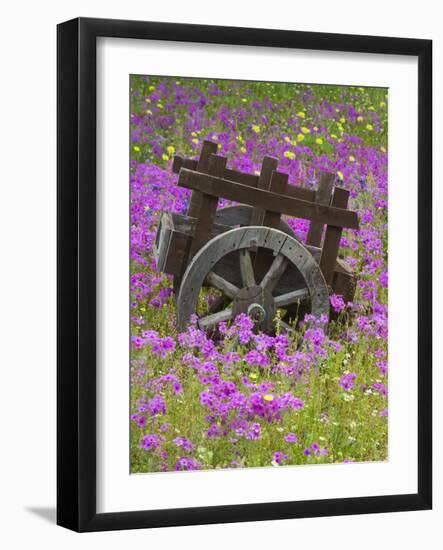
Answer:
[57,17,432,532]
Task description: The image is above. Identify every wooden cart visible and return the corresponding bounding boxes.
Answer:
[154,140,359,333]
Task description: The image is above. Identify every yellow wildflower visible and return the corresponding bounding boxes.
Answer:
[379,101,386,108]
[297,133,305,142]
[145,109,152,115]
[133,146,140,152]
[301,126,310,134]
[166,145,175,156]
[145,98,151,103]
[240,146,246,153]
[191,131,197,137]
[252,124,260,133]
[192,138,199,145]
[380,146,387,153]
[284,151,296,160]
[331,134,338,139]
[337,171,344,180]
[297,111,306,118]
[369,106,375,111]
[284,136,291,143]
[162,154,169,161]
[315,138,323,145]
[366,124,373,131]
[357,115,364,122]
[148,85,155,91]
[340,117,345,123]
[349,155,355,162]
[263,394,274,402]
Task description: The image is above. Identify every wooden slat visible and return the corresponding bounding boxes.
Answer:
[172,156,198,173]
[262,171,289,229]
[332,258,356,305]
[319,188,350,285]
[174,157,259,188]
[178,168,359,230]
[284,184,316,202]
[197,140,219,172]
[255,170,289,281]
[186,141,219,217]
[188,154,227,258]
[223,167,259,188]
[306,172,335,247]
[251,156,279,225]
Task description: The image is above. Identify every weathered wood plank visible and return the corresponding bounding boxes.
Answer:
[251,156,279,225]
[188,154,226,258]
[174,157,259,188]
[319,187,350,285]
[172,156,198,173]
[186,141,219,217]
[197,141,220,172]
[178,168,359,230]
[306,172,335,247]
[262,171,289,229]
[223,167,259,188]
[284,184,316,202]
[332,258,356,304]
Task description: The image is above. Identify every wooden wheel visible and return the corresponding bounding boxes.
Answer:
[176,226,329,333]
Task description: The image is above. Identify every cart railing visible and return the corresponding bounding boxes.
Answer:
[168,140,358,293]
[177,166,359,230]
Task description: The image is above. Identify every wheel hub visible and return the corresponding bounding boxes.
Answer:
[232,285,276,331]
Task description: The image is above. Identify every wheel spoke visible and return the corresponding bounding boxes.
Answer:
[274,288,310,308]
[239,249,256,287]
[198,307,233,330]
[205,271,239,300]
[260,253,288,292]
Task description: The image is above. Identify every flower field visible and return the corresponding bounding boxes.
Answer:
[130,76,388,473]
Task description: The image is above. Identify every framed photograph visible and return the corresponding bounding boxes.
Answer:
[57,17,432,532]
